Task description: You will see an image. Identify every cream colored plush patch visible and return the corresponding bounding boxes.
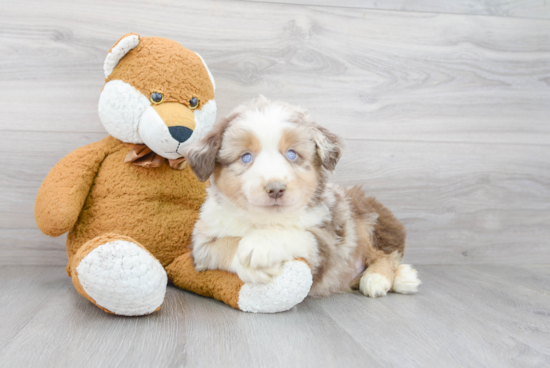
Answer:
[104,34,140,78]
[76,240,167,316]
[238,260,312,313]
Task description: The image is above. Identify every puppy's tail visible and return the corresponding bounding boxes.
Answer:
[392,264,421,294]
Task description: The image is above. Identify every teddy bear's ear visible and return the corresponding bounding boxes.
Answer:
[194,52,216,92]
[103,33,140,78]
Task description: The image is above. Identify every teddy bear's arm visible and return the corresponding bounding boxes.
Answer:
[35,139,110,237]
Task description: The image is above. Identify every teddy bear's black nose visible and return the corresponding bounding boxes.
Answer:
[169,126,193,143]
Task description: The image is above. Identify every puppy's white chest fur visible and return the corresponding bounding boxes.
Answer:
[200,186,331,239]
[193,185,333,282]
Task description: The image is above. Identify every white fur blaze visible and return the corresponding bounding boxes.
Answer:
[238,260,312,313]
[76,240,167,316]
[104,34,140,78]
[360,272,392,298]
[392,264,421,294]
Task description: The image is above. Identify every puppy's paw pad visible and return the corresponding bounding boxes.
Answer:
[392,264,421,294]
[360,272,391,298]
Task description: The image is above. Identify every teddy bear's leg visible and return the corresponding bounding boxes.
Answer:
[68,233,167,316]
[166,253,313,313]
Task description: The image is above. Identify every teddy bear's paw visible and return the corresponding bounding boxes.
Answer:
[75,240,167,316]
[237,260,312,313]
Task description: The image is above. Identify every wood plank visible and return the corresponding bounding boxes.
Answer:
[0,229,67,266]
[0,265,549,367]
[1,131,548,265]
[319,265,550,367]
[0,0,549,145]
[0,266,67,351]
[239,0,550,20]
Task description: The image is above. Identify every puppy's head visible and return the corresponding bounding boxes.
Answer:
[185,96,343,212]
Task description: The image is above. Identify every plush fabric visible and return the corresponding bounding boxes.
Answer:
[106,36,214,109]
[39,136,207,269]
[70,233,166,316]
[166,252,244,309]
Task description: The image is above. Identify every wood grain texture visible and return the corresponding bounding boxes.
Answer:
[0,265,549,367]
[0,0,549,265]
[240,0,550,19]
[1,1,549,144]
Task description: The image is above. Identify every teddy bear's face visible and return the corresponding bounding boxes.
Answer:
[98,35,216,159]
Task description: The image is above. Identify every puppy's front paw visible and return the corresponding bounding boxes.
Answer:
[233,261,282,284]
[360,272,391,298]
[237,235,286,270]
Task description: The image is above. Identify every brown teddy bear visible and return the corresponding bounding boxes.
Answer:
[35,34,312,316]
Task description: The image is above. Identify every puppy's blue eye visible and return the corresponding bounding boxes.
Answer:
[241,153,253,163]
[286,150,297,161]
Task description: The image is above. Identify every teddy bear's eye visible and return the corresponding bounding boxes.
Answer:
[150,92,164,104]
[189,97,199,110]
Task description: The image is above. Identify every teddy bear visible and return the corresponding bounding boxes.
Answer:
[34,34,313,316]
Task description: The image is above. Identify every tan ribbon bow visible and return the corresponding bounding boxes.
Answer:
[124,144,187,170]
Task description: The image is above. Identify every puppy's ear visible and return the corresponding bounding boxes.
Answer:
[184,133,221,182]
[288,106,344,172]
[184,113,237,182]
[312,125,344,171]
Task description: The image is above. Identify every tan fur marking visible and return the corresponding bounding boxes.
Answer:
[365,251,401,282]
[346,186,406,255]
[214,165,246,206]
[218,128,262,163]
[278,126,315,161]
[347,186,405,290]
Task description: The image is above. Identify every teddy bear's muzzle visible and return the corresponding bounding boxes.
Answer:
[137,102,198,160]
[153,102,196,134]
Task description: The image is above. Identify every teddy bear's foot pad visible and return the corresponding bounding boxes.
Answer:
[75,240,167,316]
[238,260,313,313]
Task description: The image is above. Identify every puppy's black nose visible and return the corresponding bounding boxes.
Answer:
[169,126,193,143]
[265,182,286,199]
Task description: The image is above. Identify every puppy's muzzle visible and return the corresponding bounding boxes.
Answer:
[265,181,286,199]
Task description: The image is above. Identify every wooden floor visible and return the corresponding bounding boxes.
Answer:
[0,265,548,367]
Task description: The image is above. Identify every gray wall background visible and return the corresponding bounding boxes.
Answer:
[1,0,549,266]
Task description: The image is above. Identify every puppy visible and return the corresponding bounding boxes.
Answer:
[185,96,420,298]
